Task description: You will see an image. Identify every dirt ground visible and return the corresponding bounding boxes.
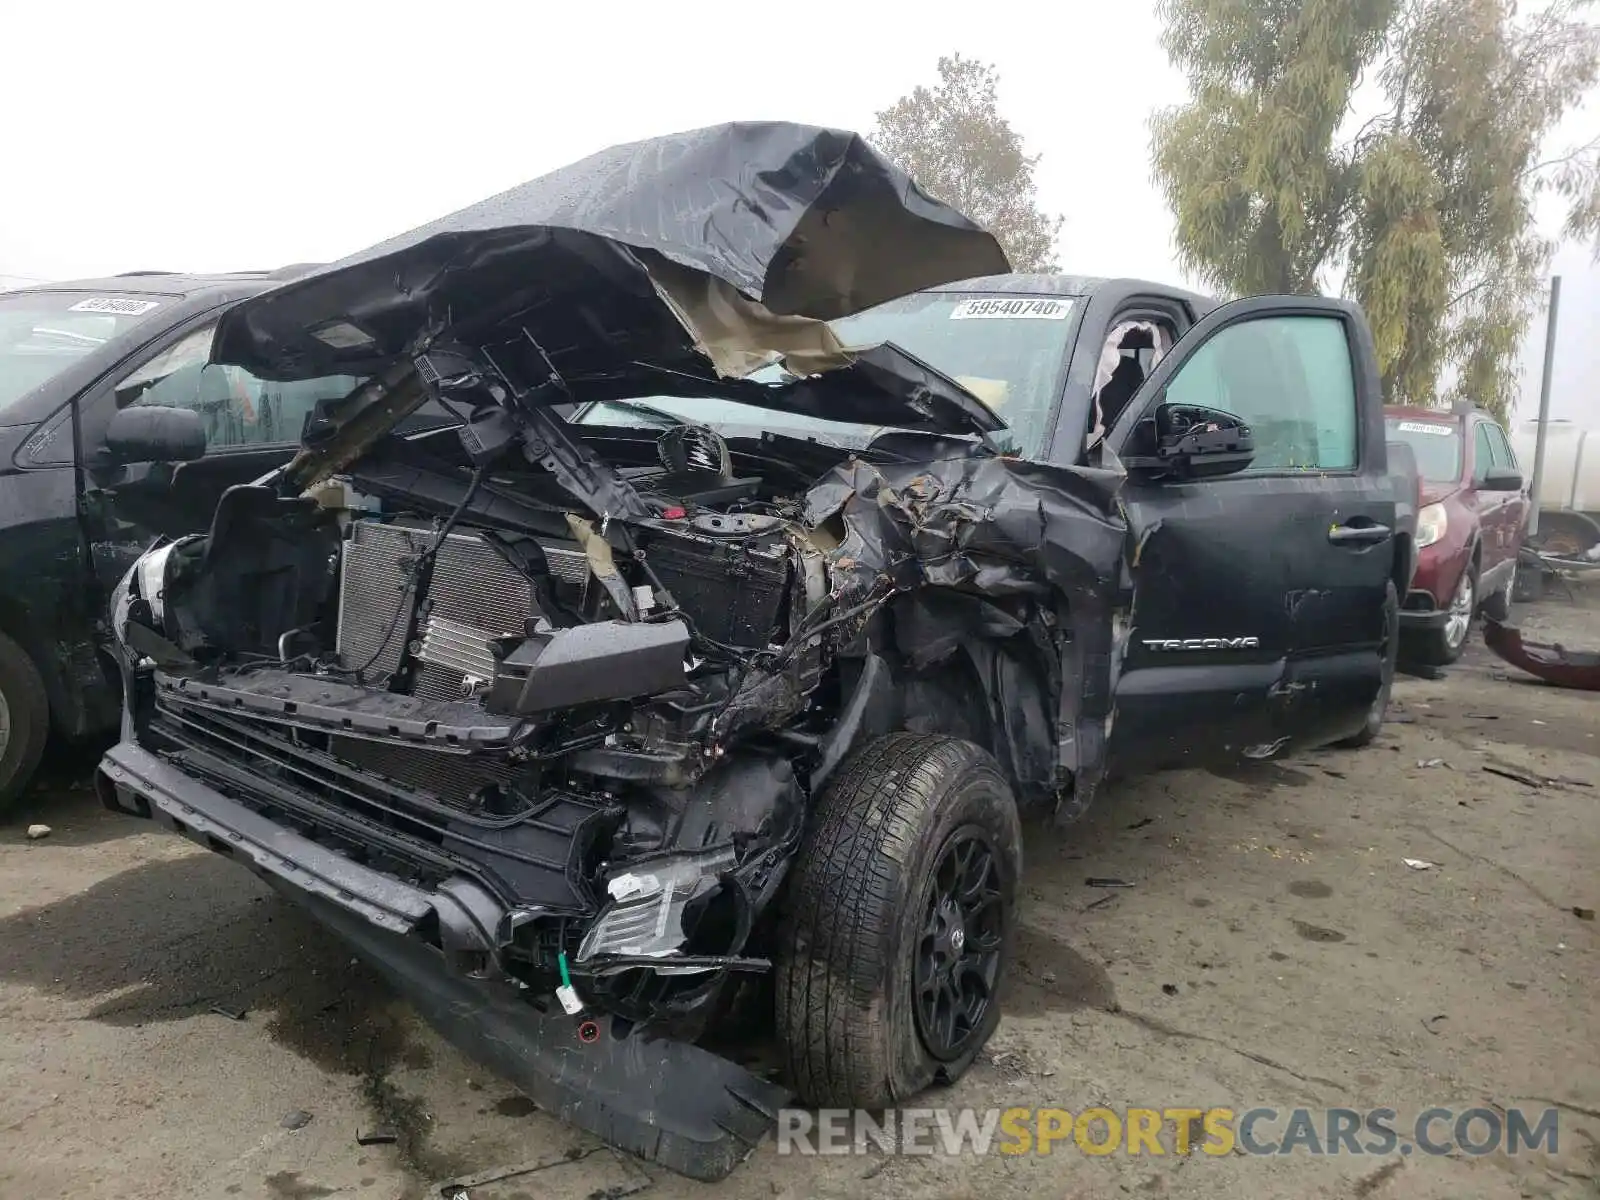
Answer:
[2,588,1596,1200]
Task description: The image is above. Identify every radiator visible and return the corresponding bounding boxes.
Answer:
[336,520,587,701]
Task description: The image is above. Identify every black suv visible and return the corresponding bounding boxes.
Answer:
[0,269,367,805]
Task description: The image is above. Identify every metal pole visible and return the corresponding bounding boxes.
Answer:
[1527,274,1561,539]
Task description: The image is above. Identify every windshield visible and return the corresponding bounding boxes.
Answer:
[1386,417,1462,483]
[0,291,169,418]
[112,321,368,448]
[576,291,1078,458]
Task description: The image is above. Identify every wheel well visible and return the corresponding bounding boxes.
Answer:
[1390,534,1412,598]
[0,598,63,725]
[0,595,109,738]
[896,643,1057,809]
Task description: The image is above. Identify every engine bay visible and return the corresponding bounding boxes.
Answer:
[118,347,916,1032]
[112,248,1138,1045]
[118,341,1133,1032]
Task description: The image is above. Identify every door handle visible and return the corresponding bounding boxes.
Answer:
[1328,522,1392,546]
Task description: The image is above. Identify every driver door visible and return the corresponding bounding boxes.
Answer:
[77,317,359,595]
[1103,296,1396,771]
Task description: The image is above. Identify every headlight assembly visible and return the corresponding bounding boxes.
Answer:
[1416,503,1448,549]
[111,542,182,649]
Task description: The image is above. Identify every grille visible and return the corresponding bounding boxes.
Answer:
[336,519,588,699]
[329,734,519,808]
[147,699,613,908]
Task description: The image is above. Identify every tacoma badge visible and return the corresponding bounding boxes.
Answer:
[1142,636,1261,651]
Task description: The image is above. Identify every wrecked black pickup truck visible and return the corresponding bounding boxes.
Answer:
[97,123,1413,1180]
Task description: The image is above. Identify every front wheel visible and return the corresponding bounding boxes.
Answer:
[1337,581,1399,749]
[0,631,50,813]
[1404,561,1476,667]
[775,734,1022,1108]
[1481,561,1516,623]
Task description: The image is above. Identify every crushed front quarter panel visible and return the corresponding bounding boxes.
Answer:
[804,452,1130,814]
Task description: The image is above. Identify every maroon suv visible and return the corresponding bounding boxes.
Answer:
[1385,405,1530,664]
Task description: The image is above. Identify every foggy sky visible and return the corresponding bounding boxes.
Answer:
[3,0,1593,421]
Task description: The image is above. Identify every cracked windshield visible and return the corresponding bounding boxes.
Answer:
[0,291,167,415]
[580,291,1077,458]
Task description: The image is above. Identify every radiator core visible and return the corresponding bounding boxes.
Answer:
[335,520,587,701]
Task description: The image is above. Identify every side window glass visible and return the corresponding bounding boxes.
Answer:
[1473,424,1495,482]
[1091,316,1176,438]
[1162,314,1357,471]
[1488,424,1518,470]
[113,322,361,449]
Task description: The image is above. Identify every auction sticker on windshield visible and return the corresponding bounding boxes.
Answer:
[950,297,1072,320]
[1395,421,1453,436]
[67,297,161,316]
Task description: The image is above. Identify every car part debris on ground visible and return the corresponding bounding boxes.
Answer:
[1483,616,1600,690]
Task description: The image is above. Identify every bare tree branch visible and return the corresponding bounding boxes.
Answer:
[1520,133,1600,181]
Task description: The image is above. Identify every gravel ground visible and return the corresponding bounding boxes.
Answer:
[1,590,1596,1200]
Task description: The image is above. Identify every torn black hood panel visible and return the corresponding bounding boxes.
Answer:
[211,122,1009,434]
[719,342,1007,436]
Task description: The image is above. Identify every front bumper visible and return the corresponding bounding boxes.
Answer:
[1398,596,1449,630]
[1400,547,1470,631]
[96,740,788,1181]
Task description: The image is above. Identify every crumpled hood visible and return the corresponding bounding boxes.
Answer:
[211,121,1011,438]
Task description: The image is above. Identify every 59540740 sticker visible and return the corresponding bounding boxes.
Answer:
[949,297,1073,320]
[1395,421,1454,436]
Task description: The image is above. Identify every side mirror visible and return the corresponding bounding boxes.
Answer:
[1481,465,1522,492]
[104,406,206,465]
[1124,403,1254,481]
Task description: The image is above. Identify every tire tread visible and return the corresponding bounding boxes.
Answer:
[776,733,1016,1107]
[0,630,50,810]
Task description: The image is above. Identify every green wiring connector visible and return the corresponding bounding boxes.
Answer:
[556,951,583,1015]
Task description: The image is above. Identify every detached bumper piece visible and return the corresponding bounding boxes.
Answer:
[96,742,790,1180]
[1483,618,1600,691]
[300,892,787,1181]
